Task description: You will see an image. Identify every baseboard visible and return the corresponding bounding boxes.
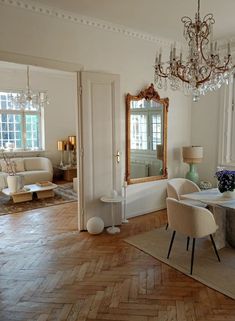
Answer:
[127,204,166,219]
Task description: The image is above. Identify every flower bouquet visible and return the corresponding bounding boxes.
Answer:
[215,170,235,193]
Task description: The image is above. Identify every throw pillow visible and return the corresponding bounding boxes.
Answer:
[12,158,25,172]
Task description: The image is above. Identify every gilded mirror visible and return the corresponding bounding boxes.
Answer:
[126,84,169,184]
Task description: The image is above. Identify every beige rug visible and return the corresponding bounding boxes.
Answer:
[125,227,235,299]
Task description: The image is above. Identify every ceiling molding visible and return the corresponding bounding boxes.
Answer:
[0,0,178,48]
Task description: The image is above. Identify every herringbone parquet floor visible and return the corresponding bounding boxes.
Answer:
[0,202,234,321]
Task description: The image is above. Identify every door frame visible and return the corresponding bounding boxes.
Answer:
[0,50,84,230]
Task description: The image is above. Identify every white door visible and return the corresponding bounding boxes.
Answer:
[78,71,122,230]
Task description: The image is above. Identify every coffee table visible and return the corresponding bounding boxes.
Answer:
[2,183,58,203]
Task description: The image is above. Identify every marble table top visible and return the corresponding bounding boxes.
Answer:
[181,188,235,210]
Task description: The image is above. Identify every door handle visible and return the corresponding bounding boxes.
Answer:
[114,151,120,163]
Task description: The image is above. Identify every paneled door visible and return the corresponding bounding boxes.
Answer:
[78,71,122,230]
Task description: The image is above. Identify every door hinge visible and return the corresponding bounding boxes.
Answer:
[81,209,85,217]
[79,86,82,96]
[79,148,84,157]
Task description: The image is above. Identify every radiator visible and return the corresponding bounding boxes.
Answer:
[131,162,149,178]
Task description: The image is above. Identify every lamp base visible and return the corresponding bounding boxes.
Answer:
[185,164,199,184]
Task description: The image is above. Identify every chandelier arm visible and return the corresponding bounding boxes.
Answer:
[155,65,168,78]
[199,37,212,64]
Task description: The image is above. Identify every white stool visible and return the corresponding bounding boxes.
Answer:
[73,177,78,192]
[100,195,123,234]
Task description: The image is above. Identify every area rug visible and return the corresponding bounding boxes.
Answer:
[0,183,77,215]
[125,227,235,299]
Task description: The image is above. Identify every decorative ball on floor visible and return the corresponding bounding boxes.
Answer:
[86,216,104,235]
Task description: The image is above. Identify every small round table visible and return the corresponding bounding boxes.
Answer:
[100,195,123,234]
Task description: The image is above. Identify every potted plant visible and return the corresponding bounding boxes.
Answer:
[1,150,19,193]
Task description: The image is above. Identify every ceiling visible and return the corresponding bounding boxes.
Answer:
[33,0,235,42]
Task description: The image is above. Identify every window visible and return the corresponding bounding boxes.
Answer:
[130,99,163,151]
[0,92,43,150]
[218,75,235,169]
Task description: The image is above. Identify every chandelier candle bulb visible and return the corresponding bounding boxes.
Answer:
[173,44,176,60]
[228,42,231,55]
[158,48,162,64]
[180,50,182,63]
[155,52,158,64]
[215,41,218,52]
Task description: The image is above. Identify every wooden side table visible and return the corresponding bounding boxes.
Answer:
[100,195,123,234]
[54,166,77,182]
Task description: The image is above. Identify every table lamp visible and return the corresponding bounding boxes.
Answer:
[182,146,203,184]
[57,140,66,167]
[157,144,164,161]
[68,135,76,165]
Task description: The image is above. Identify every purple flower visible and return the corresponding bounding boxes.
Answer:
[215,170,235,193]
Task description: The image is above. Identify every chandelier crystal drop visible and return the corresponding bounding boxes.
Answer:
[154,0,234,102]
[11,66,49,110]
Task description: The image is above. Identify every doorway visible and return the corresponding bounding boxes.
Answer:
[0,60,80,223]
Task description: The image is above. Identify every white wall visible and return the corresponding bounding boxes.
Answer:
[191,90,221,185]
[0,3,192,217]
[0,63,77,165]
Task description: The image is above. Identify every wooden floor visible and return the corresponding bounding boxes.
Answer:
[0,203,234,321]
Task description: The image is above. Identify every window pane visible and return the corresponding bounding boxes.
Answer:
[0,113,23,149]
[152,114,162,149]
[131,99,145,110]
[25,114,40,149]
[131,114,148,150]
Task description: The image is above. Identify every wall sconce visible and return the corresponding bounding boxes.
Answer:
[57,140,66,167]
[182,146,203,184]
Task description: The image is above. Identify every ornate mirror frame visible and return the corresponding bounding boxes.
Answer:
[125,83,169,184]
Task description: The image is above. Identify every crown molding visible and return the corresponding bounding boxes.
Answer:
[0,0,177,48]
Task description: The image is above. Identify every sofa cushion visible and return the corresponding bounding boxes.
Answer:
[18,171,52,185]
[24,158,46,171]
[13,158,25,172]
[0,158,25,173]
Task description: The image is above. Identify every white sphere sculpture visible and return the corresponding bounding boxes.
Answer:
[86,216,104,235]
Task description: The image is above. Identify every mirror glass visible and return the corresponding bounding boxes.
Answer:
[126,84,168,184]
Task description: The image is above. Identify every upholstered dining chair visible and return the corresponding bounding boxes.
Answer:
[166,197,220,275]
[165,178,207,229]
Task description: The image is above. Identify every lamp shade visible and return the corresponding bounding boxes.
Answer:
[182,146,203,164]
[57,140,65,151]
[68,135,76,146]
[157,144,164,160]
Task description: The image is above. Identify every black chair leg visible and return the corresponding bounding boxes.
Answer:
[190,238,196,275]
[165,223,169,230]
[210,234,221,262]
[186,236,190,251]
[167,230,176,259]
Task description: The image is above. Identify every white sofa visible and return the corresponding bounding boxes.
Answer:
[0,157,53,190]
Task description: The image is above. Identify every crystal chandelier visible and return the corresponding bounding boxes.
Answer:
[11,66,49,110]
[154,0,234,102]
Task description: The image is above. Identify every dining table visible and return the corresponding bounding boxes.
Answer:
[181,188,235,249]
